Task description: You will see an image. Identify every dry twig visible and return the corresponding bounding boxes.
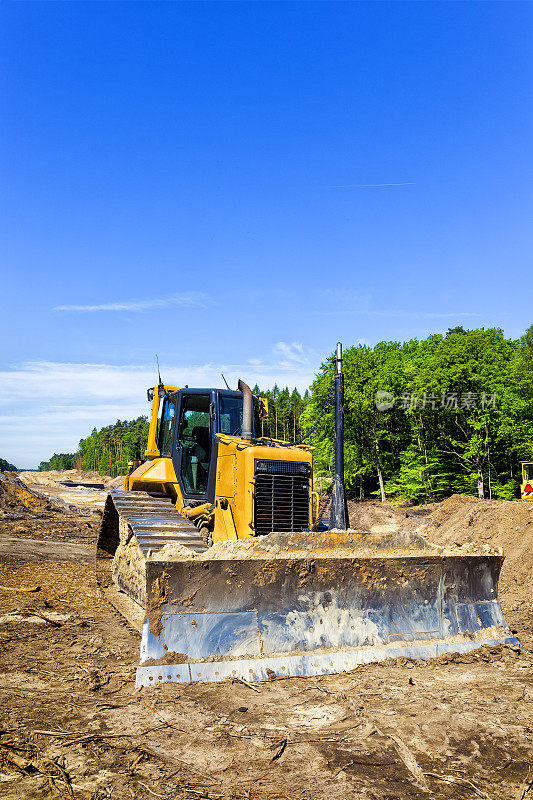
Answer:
[67,732,138,745]
[516,766,533,800]
[27,607,62,627]
[45,757,75,799]
[424,771,493,800]
[0,585,41,592]
[334,760,355,777]
[270,737,287,762]
[231,677,261,693]
[130,753,144,770]
[136,781,165,798]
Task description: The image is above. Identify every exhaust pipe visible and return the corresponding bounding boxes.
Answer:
[238,379,253,440]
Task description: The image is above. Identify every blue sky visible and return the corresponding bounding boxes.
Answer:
[1,1,531,468]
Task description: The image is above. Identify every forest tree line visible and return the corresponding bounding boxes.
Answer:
[301,325,533,501]
[38,325,533,502]
[38,416,152,476]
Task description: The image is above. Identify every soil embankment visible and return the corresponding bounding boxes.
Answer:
[17,469,125,510]
[0,471,100,546]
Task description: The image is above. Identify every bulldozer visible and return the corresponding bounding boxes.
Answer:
[97,346,519,686]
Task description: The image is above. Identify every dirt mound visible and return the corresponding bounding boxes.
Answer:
[18,469,124,489]
[348,500,409,533]
[0,472,80,516]
[0,473,49,515]
[15,470,125,512]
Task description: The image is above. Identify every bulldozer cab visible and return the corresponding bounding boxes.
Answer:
[156,389,260,504]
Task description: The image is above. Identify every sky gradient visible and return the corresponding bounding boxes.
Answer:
[1,1,532,467]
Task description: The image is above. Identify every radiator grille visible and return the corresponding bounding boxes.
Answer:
[255,458,311,476]
[254,473,310,536]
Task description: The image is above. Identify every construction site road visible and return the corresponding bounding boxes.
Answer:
[0,535,93,563]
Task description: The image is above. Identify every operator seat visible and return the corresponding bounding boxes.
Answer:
[192,426,210,491]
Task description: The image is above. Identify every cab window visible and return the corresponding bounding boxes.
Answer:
[219,395,243,436]
[178,394,211,495]
[158,397,176,456]
[218,394,259,437]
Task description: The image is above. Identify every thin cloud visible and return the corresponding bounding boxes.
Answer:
[329,182,415,188]
[54,292,211,313]
[317,293,479,320]
[274,341,314,366]
[420,312,480,319]
[356,310,480,319]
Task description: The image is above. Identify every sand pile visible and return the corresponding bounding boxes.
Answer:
[16,470,125,511]
[149,528,500,563]
[18,469,125,489]
[0,472,76,517]
[348,500,411,533]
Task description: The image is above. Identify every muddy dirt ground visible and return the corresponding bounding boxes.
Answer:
[1,476,532,799]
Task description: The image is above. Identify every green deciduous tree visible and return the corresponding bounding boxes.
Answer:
[303,327,533,503]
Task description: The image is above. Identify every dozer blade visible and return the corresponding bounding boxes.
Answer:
[131,530,519,686]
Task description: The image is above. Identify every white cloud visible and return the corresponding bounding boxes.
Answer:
[274,341,313,366]
[53,292,211,313]
[0,348,318,468]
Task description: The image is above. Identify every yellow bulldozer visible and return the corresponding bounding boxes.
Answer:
[97,345,518,686]
[124,379,313,546]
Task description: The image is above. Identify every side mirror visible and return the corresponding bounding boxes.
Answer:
[147,388,154,402]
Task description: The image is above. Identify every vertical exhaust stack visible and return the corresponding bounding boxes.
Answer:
[331,342,348,530]
[238,379,254,440]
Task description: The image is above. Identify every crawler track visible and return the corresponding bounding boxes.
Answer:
[96,491,207,633]
[99,491,207,557]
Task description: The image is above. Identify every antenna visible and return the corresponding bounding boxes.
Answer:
[156,354,162,385]
[221,373,230,389]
